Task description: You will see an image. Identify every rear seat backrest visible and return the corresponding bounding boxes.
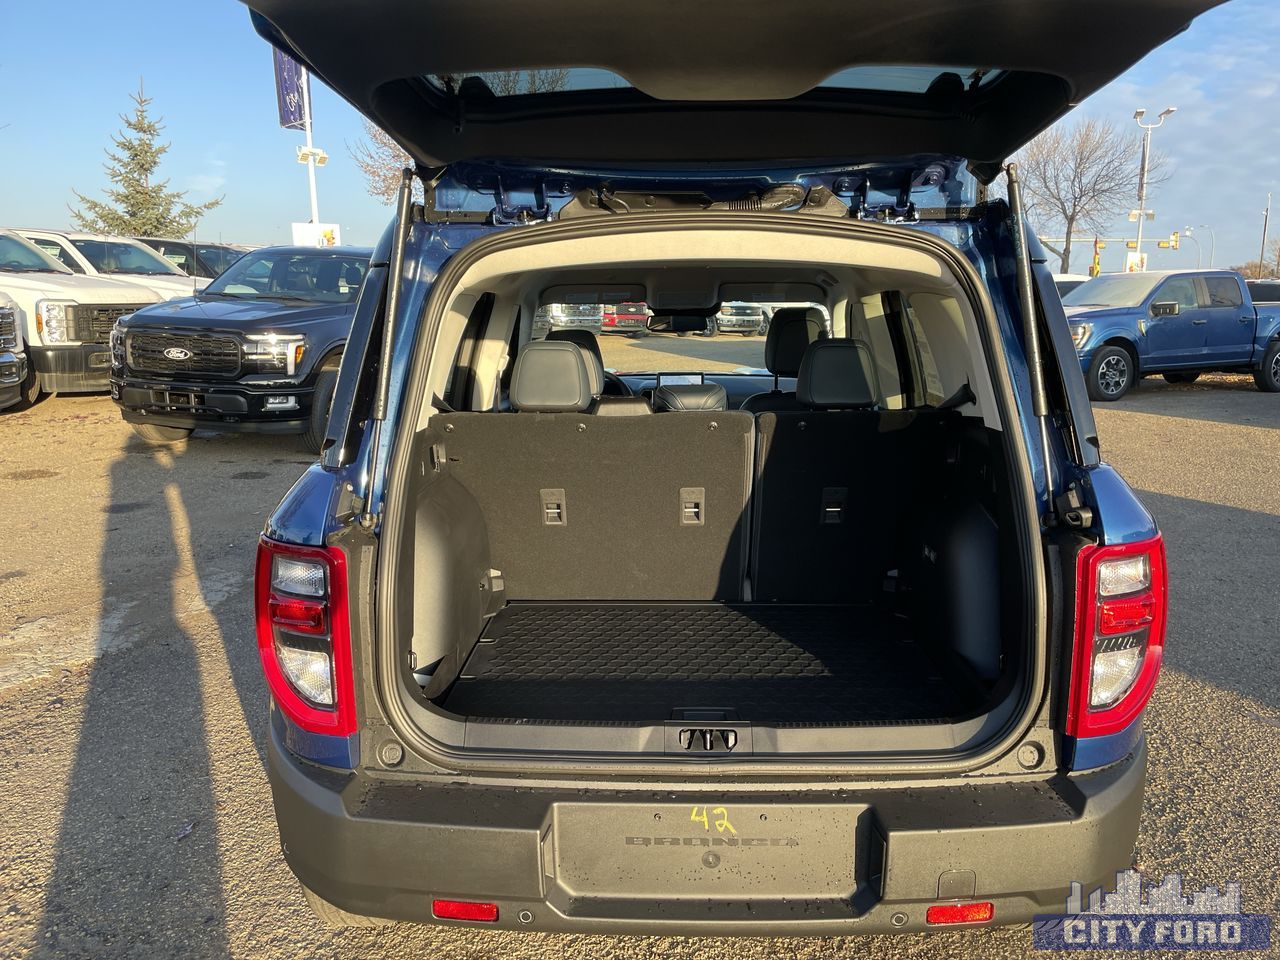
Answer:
[752,339,896,602]
[431,342,753,600]
[740,307,829,413]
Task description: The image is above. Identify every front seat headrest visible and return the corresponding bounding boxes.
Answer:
[653,382,728,412]
[510,341,594,412]
[547,329,605,395]
[764,307,828,377]
[796,340,878,410]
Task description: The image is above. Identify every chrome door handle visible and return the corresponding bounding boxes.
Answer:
[1192,319,1208,325]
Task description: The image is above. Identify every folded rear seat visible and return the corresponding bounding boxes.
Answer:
[752,340,905,603]
[429,340,754,600]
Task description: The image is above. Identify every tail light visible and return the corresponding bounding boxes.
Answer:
[1067,535,1167,739]
[255,538,357,736]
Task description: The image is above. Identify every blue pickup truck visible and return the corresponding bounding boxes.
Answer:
[1064,270,1280,400]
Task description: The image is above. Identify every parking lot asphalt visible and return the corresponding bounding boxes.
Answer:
[1,369,1278,958]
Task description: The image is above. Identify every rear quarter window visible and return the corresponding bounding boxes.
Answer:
[1204,276,1243,307]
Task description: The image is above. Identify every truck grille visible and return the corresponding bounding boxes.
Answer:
[72,304,151,344]
[127,331,241,377]
[0,309,15,351]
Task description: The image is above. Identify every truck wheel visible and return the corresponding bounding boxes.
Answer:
[14,368,46,410]
[1087,346,1136,401]
[1162,372,1201,384]
[302,369,339,454]
[300,885,394,929]
[131,423,193,444]
[1254,341,1280,392]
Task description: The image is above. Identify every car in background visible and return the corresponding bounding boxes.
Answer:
[0,292,27,411]
[602,302,650,336]
[0,229,158,402]
[1064,269,1280,400]
[1053,273,1092,299]
[17,229,207,300]
[110,245,371,450]
[1245,278,1280,305]
[714,301,767,336]
[533,302,604,336]
[135,237,251,279]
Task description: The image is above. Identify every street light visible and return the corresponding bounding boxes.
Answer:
[1196,224,1216,268]
[1132,107,1176,268]
[1183,226,1201,268]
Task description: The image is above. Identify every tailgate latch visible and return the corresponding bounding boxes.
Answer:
[678,728,738,752]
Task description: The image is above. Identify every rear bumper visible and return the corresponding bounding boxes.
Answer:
[111,373,314,434]
[268,720,1147,935]
[33,343,112,393]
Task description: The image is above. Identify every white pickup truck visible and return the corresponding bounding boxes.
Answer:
[17,228,207,300]
[0,230,158,403]
[0,291,26,412]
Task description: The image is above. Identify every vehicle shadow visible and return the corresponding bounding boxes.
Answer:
[1135,489,1280,715]
[1106,375,1280,430]
[31,440,231,958]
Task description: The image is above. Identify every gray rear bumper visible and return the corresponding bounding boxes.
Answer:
[267,722,1146,935]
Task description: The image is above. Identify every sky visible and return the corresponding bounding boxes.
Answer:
[2,0,1277,272]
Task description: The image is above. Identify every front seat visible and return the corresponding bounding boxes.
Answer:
[740,307,829,413]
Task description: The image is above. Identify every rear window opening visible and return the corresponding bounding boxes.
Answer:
[377,219,1043,766]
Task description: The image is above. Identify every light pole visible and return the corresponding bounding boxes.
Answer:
[1258,193,1272,279]
[1132,106,1176,269]
[1196,224,1216,267]
[1184,226,1201,268]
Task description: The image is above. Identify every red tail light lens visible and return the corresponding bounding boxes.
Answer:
[432,900,499,922]
[926,902,994,924]
[255,538,357,736]
[1067,535,1167,738]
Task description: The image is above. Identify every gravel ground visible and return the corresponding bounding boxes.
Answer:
[1,375,1277,959]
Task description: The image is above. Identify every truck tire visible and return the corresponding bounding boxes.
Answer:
[302,369,339,453]
[14,368,46,410]
[1162,372,1200,384]
[1086,345,1136,401]
[131,423,193,444]
[1255,341,1280,392]
[300,885,394,929]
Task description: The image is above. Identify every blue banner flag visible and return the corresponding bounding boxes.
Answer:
[273,48,308,131]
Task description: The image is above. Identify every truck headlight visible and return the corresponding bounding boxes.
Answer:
[245,333,306,376]
[110,322,126,359]
[1070,323,1092,349]
[36,300,77,345]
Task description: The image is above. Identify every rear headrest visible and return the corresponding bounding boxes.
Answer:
[546,329,605,395]
[510,341,594,412]
[764,307,828,376]
[796,340,878,410]
[653,382,728,412]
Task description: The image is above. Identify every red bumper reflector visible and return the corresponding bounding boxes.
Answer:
[432,899,499,922]
[926,902,994,925]
[1098,591,1155,635]
[268,594,328,635]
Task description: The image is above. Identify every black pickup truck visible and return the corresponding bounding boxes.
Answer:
[110,245,370,450]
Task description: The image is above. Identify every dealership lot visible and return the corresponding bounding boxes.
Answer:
[1,367,1278,958]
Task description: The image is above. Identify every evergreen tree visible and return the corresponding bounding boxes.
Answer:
[71,82,222,235]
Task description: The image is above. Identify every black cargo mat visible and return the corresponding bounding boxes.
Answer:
[439,603,985,724]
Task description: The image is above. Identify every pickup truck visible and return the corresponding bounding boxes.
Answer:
[0,292,27,412]
[0,229,159,403]
[1063,269,1280,400]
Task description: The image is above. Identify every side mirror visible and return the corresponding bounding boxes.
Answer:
[1151,301,1180,317]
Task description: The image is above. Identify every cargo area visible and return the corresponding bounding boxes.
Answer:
[380,221,1039,759]
[441,603,987,724]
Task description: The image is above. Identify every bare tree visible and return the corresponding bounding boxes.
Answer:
[349,119,414,203]
[348,70,572,203]
[1015,117,1169,273]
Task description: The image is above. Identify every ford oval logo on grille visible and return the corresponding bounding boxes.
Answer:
[163,347,193,360]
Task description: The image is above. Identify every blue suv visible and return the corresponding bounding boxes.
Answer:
[243,0,1221,936]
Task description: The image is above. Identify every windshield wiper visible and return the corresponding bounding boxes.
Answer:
[255,294,313,303]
